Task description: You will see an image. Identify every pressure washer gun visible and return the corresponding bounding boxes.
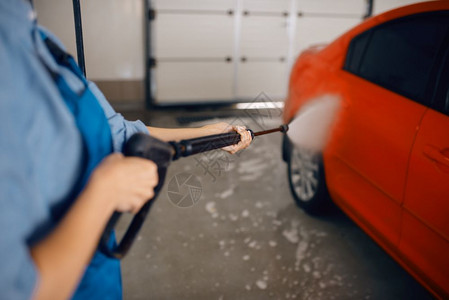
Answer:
[99,125,288,259]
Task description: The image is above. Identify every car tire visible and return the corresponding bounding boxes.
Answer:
[287,140,332,215]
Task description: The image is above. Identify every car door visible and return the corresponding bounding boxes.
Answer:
[400,41,449,297]
[329,12,448,248]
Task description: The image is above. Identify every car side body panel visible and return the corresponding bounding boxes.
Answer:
[325,69,426,247]
[401,109,449,298]
[283,1,449,298]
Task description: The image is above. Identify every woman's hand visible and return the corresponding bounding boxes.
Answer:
[147,122,253,154]
[87,153,158,213]
[202,122,253,154]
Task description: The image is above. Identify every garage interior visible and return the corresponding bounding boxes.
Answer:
[34,0,435,299]
[115,108,432,300]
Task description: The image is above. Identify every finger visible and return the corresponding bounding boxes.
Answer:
[119,195,140,213]
[246,130,253,143]
[143,188,155,201]
[234,126,247,142]
[137,172,159,192]
[224,144,237,154]
[238,137,247,150]
[239,136,250,150]
[242,131,250,144]
[133,168,157,182]
[237,130,248,144]
[243,131,252,146]
[232,125,244,134]
[233,142,243,154]
[147,174,159,189]
[134,160,158,179]
[246,130,252,141]
[134,186,154,204]
[244,131,251,145]
[234,125,246,133]
[132,203,143,214]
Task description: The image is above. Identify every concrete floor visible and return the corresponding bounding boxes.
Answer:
[116,107,432,300]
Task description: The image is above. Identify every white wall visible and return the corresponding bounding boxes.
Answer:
[34,0,77,59]
[373,0,430,15]
[34,0,145,81]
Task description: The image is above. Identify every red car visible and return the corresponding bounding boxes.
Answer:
[282,1,449,298]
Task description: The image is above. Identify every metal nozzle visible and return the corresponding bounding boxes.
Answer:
[280,124,289,133]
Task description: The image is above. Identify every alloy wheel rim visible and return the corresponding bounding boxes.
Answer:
[290,147,319,202]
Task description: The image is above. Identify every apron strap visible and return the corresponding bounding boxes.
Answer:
[42,37,87,83]
[36,28,88,88]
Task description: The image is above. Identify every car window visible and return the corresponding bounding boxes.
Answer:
[345,12,449,105]
[444,90,449,113]
[436,46,449,116]
[345,31,370,73]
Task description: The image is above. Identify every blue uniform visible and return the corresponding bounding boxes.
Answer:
[0,0,148,299]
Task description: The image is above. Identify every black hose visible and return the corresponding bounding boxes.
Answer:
[72,0,86,76]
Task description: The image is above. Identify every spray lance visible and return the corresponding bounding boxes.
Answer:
[99,125,289,259]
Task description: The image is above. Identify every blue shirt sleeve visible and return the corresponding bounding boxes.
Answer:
[0,119,39,300]
[88,82,149,152]
[0,29,39,300]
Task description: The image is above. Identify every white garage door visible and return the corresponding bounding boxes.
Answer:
[149,0,367,105]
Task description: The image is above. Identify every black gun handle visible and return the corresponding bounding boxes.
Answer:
[178,129,254,158]
[99,133,173,259]
[99,199,155,259]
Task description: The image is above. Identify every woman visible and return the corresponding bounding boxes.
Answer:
[0,1,252,299]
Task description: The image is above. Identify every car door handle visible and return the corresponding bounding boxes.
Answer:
[423,145,449,168]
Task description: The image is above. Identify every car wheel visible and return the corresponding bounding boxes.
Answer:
[287,142,332,214]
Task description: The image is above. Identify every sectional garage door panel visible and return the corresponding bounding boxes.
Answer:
[152,0,234,11]
[155,62,233,103]
[154,14,234,59]
[242,0,291,13]
[238,14,289,100]
[240,16,289,58]
[149,0,366,105]
[237,62,288,100]
[295,16,361,54]
[373,0,431,15]
[297,0,366,15]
